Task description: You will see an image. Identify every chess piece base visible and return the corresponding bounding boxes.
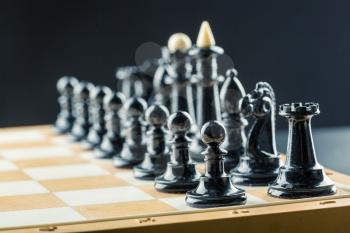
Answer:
[155,163,200,193]
[82,129,106,150]
[113,156,143,168]
[231,154,280,186]
[54,117,74,134]
[268,166,337,198]
[94,149,115,159]
[113,142,146,168]
[94,136,124,159]
[69,124,90,142]
[185,176,247,208]
[133,152,169,180]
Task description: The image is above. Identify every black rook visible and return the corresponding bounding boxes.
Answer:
[268,103,336,198]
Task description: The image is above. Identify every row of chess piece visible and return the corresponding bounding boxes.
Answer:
[54,75,336,208]
[54,21,336,208]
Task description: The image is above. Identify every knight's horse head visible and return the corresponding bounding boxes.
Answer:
[239,81,278,158]
[240,82,275,119]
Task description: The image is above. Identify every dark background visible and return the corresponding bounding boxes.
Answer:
[1,0,350,128]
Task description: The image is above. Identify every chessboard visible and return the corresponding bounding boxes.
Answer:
[0,125,350,233]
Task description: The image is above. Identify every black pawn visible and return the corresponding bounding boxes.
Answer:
[70,81,94,142]
[155,111,200,192]
[186,121,246,208]
[82,86,111,150]
[220,69,248,172]
[95,91,125,159]
[55,76,78,134]
[134,104,170,180]
[113,97,147,168]
[268,103,336,198]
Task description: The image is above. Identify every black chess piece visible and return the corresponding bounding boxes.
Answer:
[268,103,336,198]
[155,111,200,193]
[95,91,125,159]
[190,21,223,162]
[167,33,197,135]
[55,76,78,134]
[116,66,144,99]
[134,104,170,180]
[220,69,248,172]
[186,121,246,208]
[70,81,94,142]
[82,86,111,150]
[138,61,157,102]
[231,82,280,186]
[153,47,172,109]
[113,97,147,168]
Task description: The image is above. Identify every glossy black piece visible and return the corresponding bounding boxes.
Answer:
[186,121,247,208]
[116,66,144,99]
[70,81,94,142]
[152,47,172,109]
[155,111,200,192]
[95,91,125,159]
[55,76,78,134]
[231,82,280,186]
[219,69,247,172]
[268,103,336,198]
[82,86,111,150]
[190,46,224,162]
[134,104,170,180]
[168,49,197,135]
[113,97,147,168]
[138,60,157,102]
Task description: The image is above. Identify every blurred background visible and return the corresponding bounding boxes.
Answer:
[1,0,349,128]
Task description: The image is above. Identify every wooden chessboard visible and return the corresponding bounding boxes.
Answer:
[1,125,350,233]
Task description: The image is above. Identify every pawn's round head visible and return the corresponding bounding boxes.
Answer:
[167,33,192,53]
[74,81,94,99]
[145,104,169,126]
[104,92,125,111]
[168,111,192,134]
[201,121,226,146]
[90,86,111,101]
[57,76,78,93]
[125,97,147,118]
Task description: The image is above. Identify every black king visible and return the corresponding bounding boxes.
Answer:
[190,21,223,162]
